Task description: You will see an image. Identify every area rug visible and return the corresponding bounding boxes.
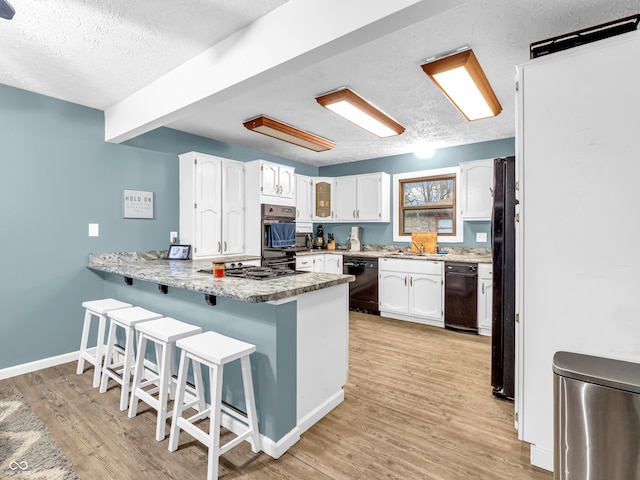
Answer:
[0,395,79,479]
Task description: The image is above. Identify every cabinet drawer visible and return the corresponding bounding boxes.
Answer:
[379,258,443,275]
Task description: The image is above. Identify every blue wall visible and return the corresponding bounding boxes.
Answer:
[0,81,513,370]
[317,138,515,247]
[0,84,313,370]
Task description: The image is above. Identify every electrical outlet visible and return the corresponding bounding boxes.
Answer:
[170,231,178,243]
[476,232,488,243]
[89,223,99,237]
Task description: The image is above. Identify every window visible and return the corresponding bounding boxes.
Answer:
[392,167,462,243]
[400,174,456,237]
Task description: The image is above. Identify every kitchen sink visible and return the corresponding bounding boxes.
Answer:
[388,251,430,257]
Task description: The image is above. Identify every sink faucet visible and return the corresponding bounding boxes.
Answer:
[411,241,424,253]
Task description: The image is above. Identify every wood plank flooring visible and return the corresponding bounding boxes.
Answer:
[0,312,552,479]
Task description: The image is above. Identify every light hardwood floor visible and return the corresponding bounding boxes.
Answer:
[0,312,552,479]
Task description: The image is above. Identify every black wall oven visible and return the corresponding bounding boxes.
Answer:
[261,204,297,269]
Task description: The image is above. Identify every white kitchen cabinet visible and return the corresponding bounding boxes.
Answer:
[460,159,494,220]
[356,173,390,221]
[295,174,314,222]
[378,258,444,327]
[324,254,343,274]
[477,263,493,336]
[379,270,410,314]
[312,177,335,221]
[179,152,244,258]
[296,254,342,273]
[333,176,357,221]
[332,173,390,222]
[296,255,315,272]
[246,160,295,206]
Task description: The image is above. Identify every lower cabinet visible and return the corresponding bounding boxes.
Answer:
[378,258,444,327]
[296,254,342,273]
[477,264,493,336]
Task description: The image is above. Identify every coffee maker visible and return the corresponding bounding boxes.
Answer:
[312,224,325,248]
[349,226,362,252]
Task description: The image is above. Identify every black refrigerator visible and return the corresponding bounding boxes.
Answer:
[491,156,516,400]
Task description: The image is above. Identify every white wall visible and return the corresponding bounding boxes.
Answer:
[517,30,640,470]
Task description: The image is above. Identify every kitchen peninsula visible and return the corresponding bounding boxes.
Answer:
[88,251,354,459]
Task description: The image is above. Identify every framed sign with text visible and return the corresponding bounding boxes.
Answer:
[123,189,154,219]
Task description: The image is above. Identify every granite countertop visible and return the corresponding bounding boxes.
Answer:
[88,251,354,303]
[296,248,492,264]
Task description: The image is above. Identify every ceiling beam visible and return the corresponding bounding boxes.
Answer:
[104,0,462,144]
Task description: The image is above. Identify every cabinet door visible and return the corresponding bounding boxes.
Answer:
[222,161,245,255]
[194,157,222,257]
[313,255,325,273]
[356,174,382,221]
[409,273,443,320]
[261,162,280,197]
[313,179,334,220]
[333,176,357,221]
[324,255,343,274]
[460,159,494,220]
[379,271,409,314]
[278,166,296,199]
[295,175,313,221]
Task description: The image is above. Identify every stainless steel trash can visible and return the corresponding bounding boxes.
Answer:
[553,351,640,480]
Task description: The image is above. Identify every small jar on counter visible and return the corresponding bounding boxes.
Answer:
[213,260,225,278]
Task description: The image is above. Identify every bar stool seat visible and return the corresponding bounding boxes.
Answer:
[168,331,261,480]
[128,317,204,441]
[99,306,163,411]
[77,298,133,388]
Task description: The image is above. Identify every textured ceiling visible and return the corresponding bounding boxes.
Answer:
[1,0,638,166]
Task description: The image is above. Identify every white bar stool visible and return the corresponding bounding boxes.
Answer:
[99,306,163,411]
[168,331,261,480]
[77,298,133,388]
[128,317,204,441]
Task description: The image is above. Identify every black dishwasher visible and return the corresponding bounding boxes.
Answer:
[343,257,379,315]
[444,262,478,333]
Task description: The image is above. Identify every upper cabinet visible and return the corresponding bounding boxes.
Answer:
[356,173,390,222]
[179,152,244,258]
[246,160,295,207]
[295,174,314,222]
[312,177,335,221]
[333,176,357,221]
[318,172,390,223]
[460,159,494,221]
[260,161,295,200]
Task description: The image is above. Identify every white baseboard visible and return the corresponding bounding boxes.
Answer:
[530,444,553,472]
[0,350,83,380]
[297,390,344,435]
[380,311,444,328]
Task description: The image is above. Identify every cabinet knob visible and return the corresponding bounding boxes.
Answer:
[217,241,221,253]
[224,241,227,252]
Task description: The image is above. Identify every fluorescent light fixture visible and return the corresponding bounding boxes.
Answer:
[421,48,502,121]
[243,115,335,152]
[316,88,405,138]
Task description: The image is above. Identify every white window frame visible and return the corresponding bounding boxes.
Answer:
[392,166,463,243]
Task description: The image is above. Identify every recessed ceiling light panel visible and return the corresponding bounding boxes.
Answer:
[316,88,405,138]
[243,115,335,152]
[421,49,502,121]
